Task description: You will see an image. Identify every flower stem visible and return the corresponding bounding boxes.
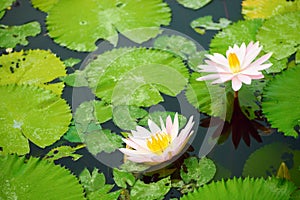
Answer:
[234,91,238,98]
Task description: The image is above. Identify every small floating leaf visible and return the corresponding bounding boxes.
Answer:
[0,49,66,95]
[181,177,297,200]
[191,16,231,34]
[46,0,171,51]
[210,19,263,54]
[0,85,72,155]
[256,12,300,60]
[0,0,15,19]
[0,22,41,49]
[277,162,291,181]
[242,0,300,19]
[44,144,85,162]
[63,57,81,68]
[0,154,85,200]
[113,168,136,188]
[130,177,171,200]
[176,0,212,10]
[262,66,300,137]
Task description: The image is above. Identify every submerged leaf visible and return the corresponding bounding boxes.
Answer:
[242,143,300,186]
[0,22,41,49]
[46,0,171,51]
[0,154,85,199]
[130,177,171,200]
[181,177,297,200]
[191,16,231,34]
[256,12,300,60]
[262,66,300,137]
[210,19,263,54]
[0,85,72,155]
[176,0,212,10]
[0,49,67,95]
[242,0,300,19]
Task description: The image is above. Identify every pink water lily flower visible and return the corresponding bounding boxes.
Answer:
[119,113,194,165]
[196,41,272,91]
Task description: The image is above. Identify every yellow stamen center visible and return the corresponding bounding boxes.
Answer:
[147,132,171,154]
[228,53,241,73]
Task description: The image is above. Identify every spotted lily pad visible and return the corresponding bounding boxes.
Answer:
[262,66,300,138]
[0,154,85,200]
[0,22,41,49]
[0,49,66,95]
[256,12,300,60]
[46,0,171,51]
[242,0,300,19]
[191,16,231,34]
[0,84,72,155]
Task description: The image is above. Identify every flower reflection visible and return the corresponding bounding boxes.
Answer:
[119,113,194,165]
[196,41,272,91]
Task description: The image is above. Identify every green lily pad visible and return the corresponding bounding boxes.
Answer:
[181,177,297,200]
[63,57,81,68]
[242,143,300,187]
[0,84,72,155]
[210,19,263,54]
[176,0,212,10]
[180,157,216,186]
[44,144,85,162]
[0,22,41,49]
[262,66,300,137]
[0,0,15,19]
[242,0,300,19]
[113,168,136,188]
[191,15,231,34]
[256,12,300,60]
[79,168,121,200]
[130,177,171,200]
[31,0,59,12]
[46,0,171,51]
[0,49,66,95]
[0,154,85,200]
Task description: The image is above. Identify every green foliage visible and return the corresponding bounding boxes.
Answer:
[262,66,300,137]
[130,177,171,200]
[0,22,41,49]
[242,143,300,187]
[0,84,72,155]
[176,0,212,10]
[63,120,82,143]
[180,157,216,186]
[74,101,123,154]
[46,0,171,51]
[242,0,300,19]
[153,35,207,70]
[0,0,15,19]
[79,168,120,200]
[210,19,263,54]
[0,49,67,95]
[0,154,85,200]
[31,0,59,12]
[257,12,300,60]
[191,15,231,34]
[44,144,85,162]
[119,160,150,173]
[181,177,297,200]
[113,168,136,188]
[63,57,81,67]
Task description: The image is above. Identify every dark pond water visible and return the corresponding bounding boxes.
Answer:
[1,0,299,199]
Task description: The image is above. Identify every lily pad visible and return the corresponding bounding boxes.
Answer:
[242,0,300,19]
[191,15,231,34]
[46,0,171,51]
[44,144,85,162]
[0,154,85,200]
[210,19,263,54]
[113,168,136,188]
[63,57,81,68]
[262,66,300,137]
[0,0,15,19]
[181,177,297,200]
[0,49,66,95]
[256,12,300,60]
[242,143,300,186]
[0,22,41,49]
[176,0,212,10]
[0,84,72,155]
[31,0,59,12]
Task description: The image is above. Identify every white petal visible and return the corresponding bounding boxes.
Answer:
[170,113,179,140]
[237,74,252,84]
[211,73,234,84]
[241,67,262,76]
[166,115,172,134]
[241,44,262,69]
[248,74,264,80]
[235,42,246,65]
[196,74,222,81]
[204,60,231,72]
[119,148,151,157]
[250,52,272,67]
[231,76,242,91]
[135,126,152,136]
[148,119,161,134]
[123,138,150,153]
[206,53,228,67]
[160,117,166,132]
[256,63,272,71]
